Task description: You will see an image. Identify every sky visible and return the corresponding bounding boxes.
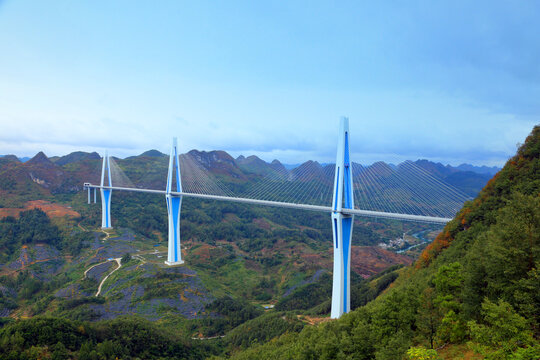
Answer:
[0,1,538,166]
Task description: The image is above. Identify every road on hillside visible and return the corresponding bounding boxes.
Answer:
[95,258,121,297]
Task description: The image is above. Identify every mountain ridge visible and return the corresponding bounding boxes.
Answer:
[0,149,495,209]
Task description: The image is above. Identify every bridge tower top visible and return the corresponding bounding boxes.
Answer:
[100,150,112,187]
[166,137,182,193]
[332,116,354,213]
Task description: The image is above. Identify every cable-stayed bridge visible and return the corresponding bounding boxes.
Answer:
[83,118,469,318]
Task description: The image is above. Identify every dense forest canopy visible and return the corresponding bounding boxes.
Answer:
[0,208,89,262]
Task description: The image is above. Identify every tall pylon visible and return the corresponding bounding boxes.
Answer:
[331,117,355,319]
[165,137,184,265]
[101,151,113,229]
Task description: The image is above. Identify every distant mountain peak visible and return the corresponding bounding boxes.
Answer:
[289,160,327,182]
[188,149,236,163]
[139,149,166,157]
[187,149,244,178]
[270,159,287,173]
[235,154,288,176]
[302,160,322,168]
[456,163,501,176]
[26,152,53,166]
[56,151,101,166]
[236,155,266,165]
[142,149,166,157]
[0,154,20,163]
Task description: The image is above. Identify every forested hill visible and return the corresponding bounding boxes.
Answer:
[227,126,540,359]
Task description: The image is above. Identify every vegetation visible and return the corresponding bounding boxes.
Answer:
[0,316,209,359]
[222,125,540,359]
[276,266,402,314]
[224,311,304,349]
[201,297,264,336]
[0,208,90,262]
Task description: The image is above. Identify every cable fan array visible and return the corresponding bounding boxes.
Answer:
[351,161,469,219]
[108,157,135,188]
[108,152,471,220]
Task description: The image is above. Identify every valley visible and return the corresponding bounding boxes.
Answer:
[0,150,450,338]
[1,136,537,359]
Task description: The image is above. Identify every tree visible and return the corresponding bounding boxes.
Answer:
[121,253,131,263]
[463,192,540,328]
[432,262,466,343]
[433,262,463,314]
[468,299,535,358]
[417,287,439,349]
[51,341,69,360]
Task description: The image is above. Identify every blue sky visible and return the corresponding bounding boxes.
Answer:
[0,1,538,166]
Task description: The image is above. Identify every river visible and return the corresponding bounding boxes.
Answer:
[396,230,432,254]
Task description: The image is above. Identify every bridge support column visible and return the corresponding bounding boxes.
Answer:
[101,151,113,229]
[165,138,184,266]
[331,117,354,319]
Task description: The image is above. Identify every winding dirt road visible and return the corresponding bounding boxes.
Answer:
[101,228,111,241]
[95,258,121,297]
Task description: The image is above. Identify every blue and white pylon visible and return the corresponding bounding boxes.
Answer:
[331,117,355,319]
[101,151,113,229]
[165,137,184,265]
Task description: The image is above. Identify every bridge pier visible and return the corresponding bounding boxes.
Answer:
[331,117,354,319]
[88,187,97,204]
[165,138,184,266]
[101,151,113,229]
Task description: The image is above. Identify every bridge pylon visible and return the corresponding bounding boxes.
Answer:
[165,137,184,265]
[331,117,354,319]
[100,151,113,229]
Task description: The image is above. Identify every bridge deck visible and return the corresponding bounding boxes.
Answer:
[84,184,452,224]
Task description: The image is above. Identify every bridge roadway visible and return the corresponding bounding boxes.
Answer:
[84,184,452,224]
